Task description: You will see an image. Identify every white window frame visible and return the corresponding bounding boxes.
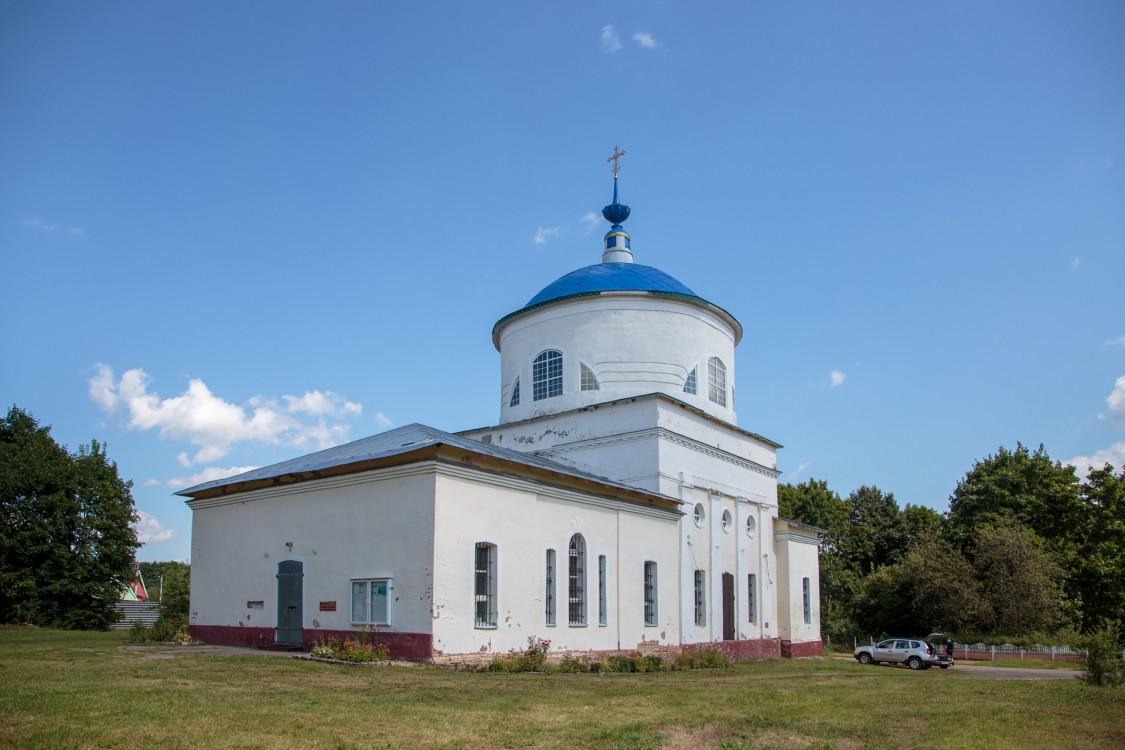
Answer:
[474,542,497,629]
[683,367,697,395]
[643,561,658,626]
[545,548,557,626]
[350,577,392,626]
[694,569,706,626]
[708,357,727,407]
[533,350,563,401]
[598,554,607,627]
[802,577,812,625]
[580,363,600,391]
[568,534,586,626]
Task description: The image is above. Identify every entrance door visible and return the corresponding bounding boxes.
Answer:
[721,572,735,641]
[276,560,303,646]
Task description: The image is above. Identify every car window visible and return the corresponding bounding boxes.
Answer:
[910,641,920,649]
[877,640,892,648]
[894,640,909,649]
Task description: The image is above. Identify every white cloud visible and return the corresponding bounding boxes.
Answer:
[374,412,393,429]
[283,390,362,419]
[21,217,87,237]
[1069,257,1081,271]
[632,31,659,49]
[1065,442,1125,480]
[601,25,621,53]
[88,363,364,465]
[785,461,811,483]
[1104,336,1125,347]
[829,370,846,387]
[1098,375,1125,427]
[167,465,259,490]
[142,479,160,488]
[580,212,600,235]
[134,511,174,544]
[533,226,562,245]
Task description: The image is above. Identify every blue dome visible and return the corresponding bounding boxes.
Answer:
[524,263,697,308]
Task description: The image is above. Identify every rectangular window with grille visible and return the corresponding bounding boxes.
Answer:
[568,537,585,626]
[747,573,757,623]
[545,549,556,626]
[598,555,607,627]
[474,543,496,628]
[643,561,657,626]
[802,577,811,625]
[694,569,706,626]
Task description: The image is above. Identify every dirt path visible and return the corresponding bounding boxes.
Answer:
[945,663,1082,680]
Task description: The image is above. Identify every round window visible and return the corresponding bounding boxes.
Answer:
[693,503,706,528]
[746,515,757,537]
[721,509,733,532]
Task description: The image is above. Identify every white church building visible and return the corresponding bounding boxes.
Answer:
[181,163,823,661]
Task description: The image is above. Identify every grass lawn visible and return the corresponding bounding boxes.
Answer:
[2,628,1122,749]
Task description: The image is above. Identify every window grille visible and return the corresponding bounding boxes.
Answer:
[748,574,757,623]
[643,561,657,626]
[694,569,706,626]
[533,350,563,401]
[598,555,607,626]
[683,368,697,395]
[474,543,496,628]
[580,364,600,391]
[510,378,520,407]
[568,534,586,625]
[708,357,727,406]
[802,577,811,625]
[545,549,556,626]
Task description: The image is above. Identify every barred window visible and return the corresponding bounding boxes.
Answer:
[683,368,697,395]
[533,350,563,401]
[708,357,727,406]
[643,561,658,626]
[545,549,556,626]
[474,543,496,628]
[694,570,706,626]
[748,573,757,623]
[580,363,600,391]
[803,577,812,625]
[568,534,586,625]
[598,554,607,627]
[510,378,520,407]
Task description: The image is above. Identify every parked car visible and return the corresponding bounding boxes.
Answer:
[854,638,953,670]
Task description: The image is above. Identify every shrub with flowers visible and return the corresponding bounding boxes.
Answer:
[487,636,551,672]
[309,636,390,663]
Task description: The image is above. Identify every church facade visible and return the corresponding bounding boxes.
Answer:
[181,165,822,661]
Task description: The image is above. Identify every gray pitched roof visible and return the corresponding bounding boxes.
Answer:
[175,422,672,501]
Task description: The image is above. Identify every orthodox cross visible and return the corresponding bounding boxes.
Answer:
[607,146,626,178]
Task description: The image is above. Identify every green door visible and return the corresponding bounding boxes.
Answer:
[276,560,303,646]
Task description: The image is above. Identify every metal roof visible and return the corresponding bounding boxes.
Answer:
[524,262,697,308]
[175,422,675,501]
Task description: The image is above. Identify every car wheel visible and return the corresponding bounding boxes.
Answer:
[939,665,950,670]
[906,656,923,670]
[857,653,872,665]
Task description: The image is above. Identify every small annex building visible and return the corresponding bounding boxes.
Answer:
[180,164,823,661]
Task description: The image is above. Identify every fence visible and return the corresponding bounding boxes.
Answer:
[113,600,161,629]
[846,637,1085,663]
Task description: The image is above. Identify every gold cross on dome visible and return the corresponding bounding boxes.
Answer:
[607,146,626,178]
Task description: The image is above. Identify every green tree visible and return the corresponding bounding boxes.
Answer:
[1072,464,1125,631]
[947,443,1082,551]
[901,504,945,547]
[970,521,1062,636]
[845,485,907,576]
[0,407,139,629]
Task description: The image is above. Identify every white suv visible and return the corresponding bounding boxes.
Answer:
[854,638,952,670]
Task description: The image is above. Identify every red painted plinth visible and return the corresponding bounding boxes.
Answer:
[683,638,782,661]
[780,639,823,658]
[188,625,433,660]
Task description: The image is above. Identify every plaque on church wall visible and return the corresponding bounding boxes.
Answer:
[319,601,337,612]
[247,600,264,609]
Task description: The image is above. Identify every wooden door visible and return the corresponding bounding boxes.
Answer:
[275,560,303,646]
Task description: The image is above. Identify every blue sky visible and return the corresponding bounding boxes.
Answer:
[2,1,1123,562]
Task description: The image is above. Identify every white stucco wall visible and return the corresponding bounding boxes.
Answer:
[773,526,822,644]
[495,294,739,425]
[188,468,437,638]
[429,468,681,656]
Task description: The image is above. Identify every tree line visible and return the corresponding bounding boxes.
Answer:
[780,444,1125,642]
